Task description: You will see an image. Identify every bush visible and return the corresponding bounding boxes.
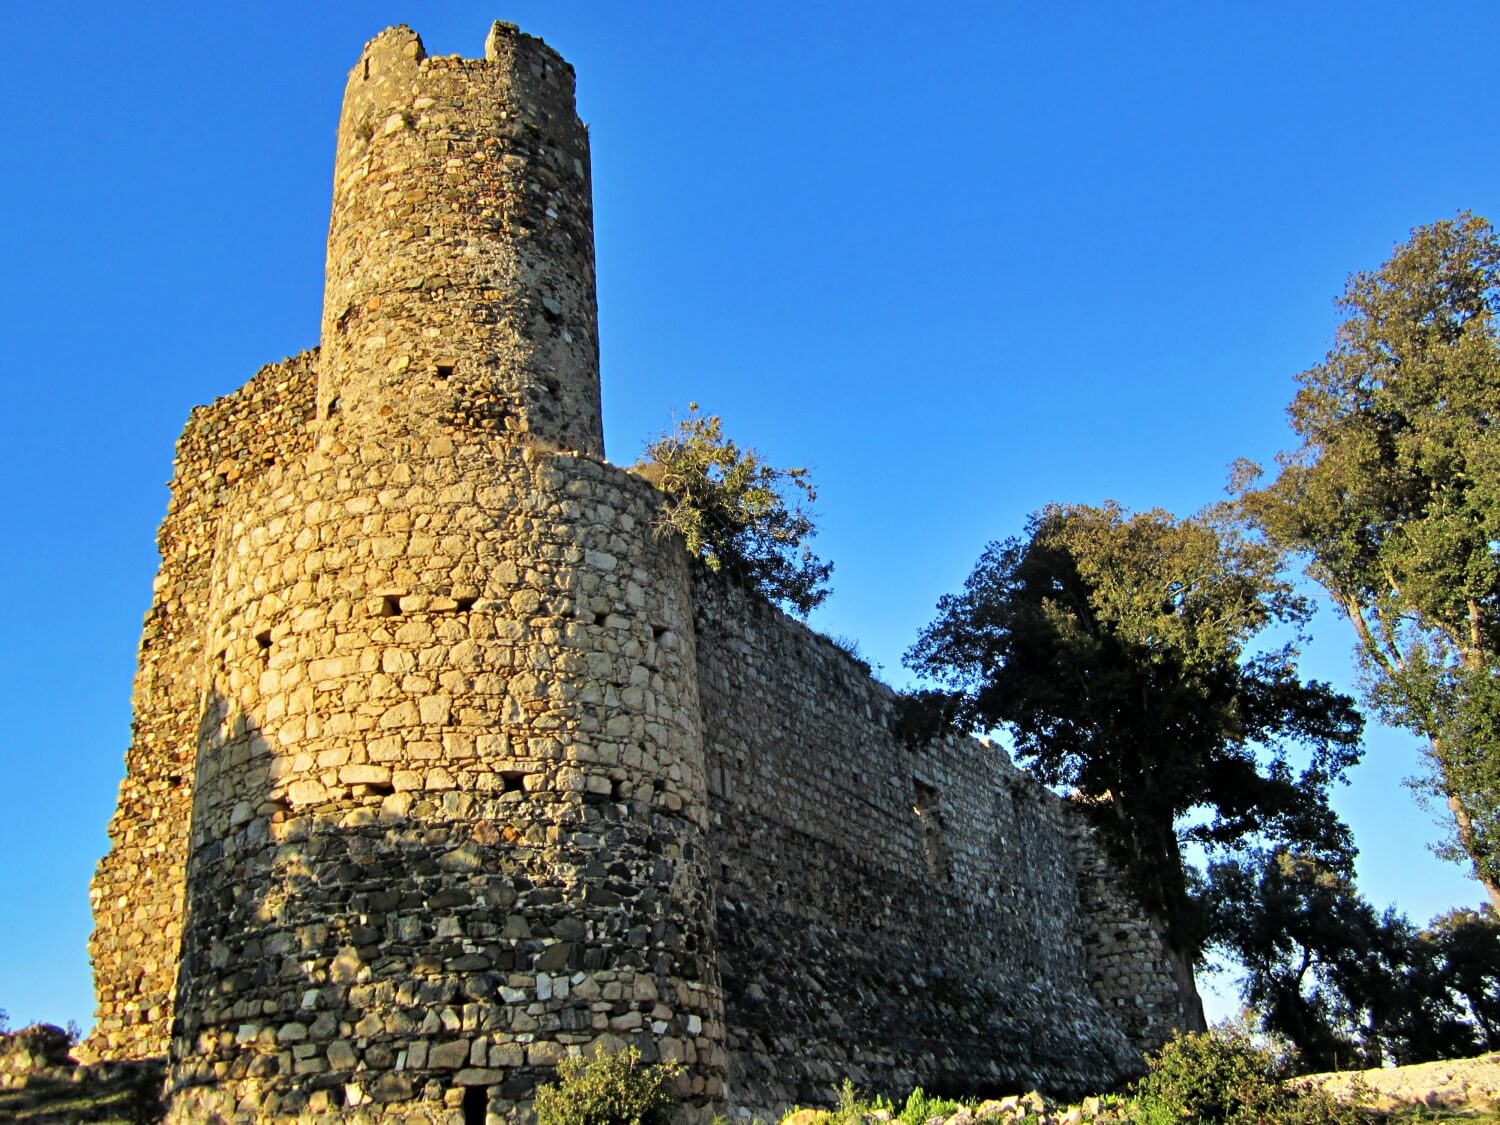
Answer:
[896,1086,963,1125]
[636,404,832,616]
[533,1045,682,1125]
[1126,1029,1361,1124]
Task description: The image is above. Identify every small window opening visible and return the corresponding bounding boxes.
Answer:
[380,595,402,617]
[610,779,624,800]
[542,375,561,397]
[456,596,478,612]
[501,771,526,795]
[362,58,370,81]
[462,1086,488,1125]
[912,779,951,880]
[255,630,272,663]
[363,781,394,798]
[651,625,668,641]
[435,363,455,381]
[594,611,609,627]
[325,395,341,419]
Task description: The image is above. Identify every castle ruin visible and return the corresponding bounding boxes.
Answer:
[86,21,1189,1122]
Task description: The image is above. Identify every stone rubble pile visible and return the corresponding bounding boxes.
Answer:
[779,1091,1132,1125]
[1299,1051,1500,1113]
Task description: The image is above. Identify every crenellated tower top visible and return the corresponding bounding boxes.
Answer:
[318,21,603,454]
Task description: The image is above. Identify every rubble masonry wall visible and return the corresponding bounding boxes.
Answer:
[693,579,1180,1113]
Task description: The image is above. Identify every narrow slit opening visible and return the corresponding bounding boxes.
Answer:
[325,395,340,419]
[462,1086,488,1125]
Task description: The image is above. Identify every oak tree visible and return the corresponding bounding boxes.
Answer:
[1207,851,1500,1069]
[906,502,1363,1028]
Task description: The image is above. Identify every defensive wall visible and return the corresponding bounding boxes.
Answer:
[86,20,1188,1123]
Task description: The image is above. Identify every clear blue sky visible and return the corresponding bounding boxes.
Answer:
[2,1,1497,1034]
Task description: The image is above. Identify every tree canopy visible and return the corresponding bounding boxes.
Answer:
[1235,213,1500,909]
[636,404,832,616]
[1207,850,1500,1071]
[905,502,1364,1025]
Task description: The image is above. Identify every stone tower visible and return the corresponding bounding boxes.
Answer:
[318,23,604,455]
[93,22,724,1122]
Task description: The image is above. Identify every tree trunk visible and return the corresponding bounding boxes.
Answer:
[1446,787,1500,913]
[1112,791,1209,1035]
[1164,939,1208,1034]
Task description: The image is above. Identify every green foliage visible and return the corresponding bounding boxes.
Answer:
[1208,851,1500,1069]
[895,1086,963,1125]
[1425,906,1500,1046]
[533,1045,682,1125]
[1235,213,1500,906]
[637,404,832,616]
[779,1081,963,1125]
[905,501,1364,1013]
[1125,1029,1362,1125]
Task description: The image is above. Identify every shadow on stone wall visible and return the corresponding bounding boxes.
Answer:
[167,689,712,1122]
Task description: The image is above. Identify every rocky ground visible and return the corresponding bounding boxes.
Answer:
[1299,1052,1500,1118]
[4,1021,1500,1123]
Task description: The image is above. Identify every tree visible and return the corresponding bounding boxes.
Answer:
[1235,213,1500,909]
[1207,851,1439,1070]
[1207,852,1500,1069]
[905,502,1364,1028]
[635,404,832,616]
[1424,906,1500,1050]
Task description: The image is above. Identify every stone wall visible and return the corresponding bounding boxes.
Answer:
[1066,814,1187,1052]
[87,351,317,1063]
[318,22,602,456]
[692,578,1180,1115]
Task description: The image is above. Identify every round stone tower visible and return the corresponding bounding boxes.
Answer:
[319,22,604,455]
[163,23,724,1122]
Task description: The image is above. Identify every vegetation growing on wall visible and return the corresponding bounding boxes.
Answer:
[636,404,833,615]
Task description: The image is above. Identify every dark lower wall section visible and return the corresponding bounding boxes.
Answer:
[692,575,1182,1113]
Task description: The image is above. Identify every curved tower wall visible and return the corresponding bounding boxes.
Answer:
[163,24,722,1122]
[319,23,603,455]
